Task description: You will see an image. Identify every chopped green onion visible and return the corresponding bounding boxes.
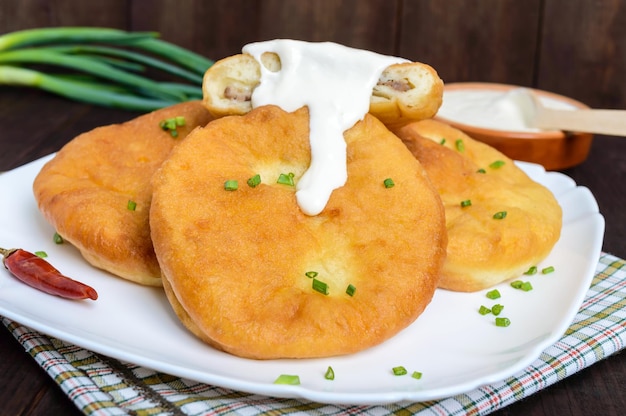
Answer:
[489,160,506,169]
[493,211,507,219]
[477,168,486,174]
[455,139,465,152]
[273,374,300,385]
[460,199,472,208]
[127,200,137,211]
[224,180,238,191]
[312,278,329,295]
[159,116,185,137]
[383,178,395,188]
[346,284,356,297]
[324,366,335,380]
[247,174,261,188]
[392,366,407,376]
[277,172,295,186]
[305,271,318,279]
[486,289,501,300]
[512,280,533,291]
[495,317,511,327]
[524,266,538,275]
[439,138,446,145]
[411,371,423,380]
[542,266,555,274]
[510,280,523,289]
[478,305,492,315]
[34,251,48,258]
[53,232,64,244]
[491,304,504,316]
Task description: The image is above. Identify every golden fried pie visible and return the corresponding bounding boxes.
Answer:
[150,105,447,359]
[33,101,214,286]
[393,119,562,292]
[202,52,443,127]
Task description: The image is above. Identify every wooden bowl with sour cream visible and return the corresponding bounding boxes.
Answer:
[434,82,593,170]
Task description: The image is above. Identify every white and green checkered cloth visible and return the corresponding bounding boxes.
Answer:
[3,252,625,416]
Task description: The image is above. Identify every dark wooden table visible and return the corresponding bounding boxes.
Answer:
[1,89,624,416]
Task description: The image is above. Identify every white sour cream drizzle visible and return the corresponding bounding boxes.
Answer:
[242,39,407,216]
[438,88,577,132]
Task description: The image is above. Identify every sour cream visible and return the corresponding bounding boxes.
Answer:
[438,88,577,132]
[243,40,406,216]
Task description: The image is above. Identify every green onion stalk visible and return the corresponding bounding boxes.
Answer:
[0,27,214,111]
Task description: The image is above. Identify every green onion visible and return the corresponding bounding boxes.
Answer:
[440,138,446,145]
[34,251,48,258]
[524,266,538,275]
[411,371,423,380]
[53,232,64,244]
[542,266,555,274]
[383,178,395,188]
[277,172,295,186]
[0,27,213,111]
[305,271,318,279]
[493,211,507,219]
[491,304,504,316]
[510,280,523,289]
[520,281,533,291]
[460,199,472,208]
[312,278,329,295]
[392,366,407,376]
[273,374,300,385]
[346,284,356,297]
[324,366,335,380]
[247,174,261,188]
[489,160,506,169]
[478,305,491,315]
[224,180,238,191]
[159,116,186,137]
[477,168,486,174]
[455,139,465,152]
[495,317,511,327]
[486,289,501,300]
[127,200,137,211]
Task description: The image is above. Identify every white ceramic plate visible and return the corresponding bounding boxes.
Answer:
[0,156,604,405]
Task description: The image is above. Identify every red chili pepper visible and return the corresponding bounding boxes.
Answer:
[1,247,98,300]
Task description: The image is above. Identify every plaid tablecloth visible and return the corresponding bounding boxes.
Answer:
[3,252,625,416]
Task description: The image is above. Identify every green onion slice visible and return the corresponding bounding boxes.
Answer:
[383,178,395,188]
[455,139,465,152]
[439,138,446,145]
[491,304,504,316]
[127,200,137,211]
[273,374,300,385]
[478,305,491,315]
[486,289,501,300]
[247,174,261,188]
[53,232,64,244]
[495,317,511,327]
[224,180,238,191]
[392,366,407,376]
[521,281,533,291]
[460,199,472,208]
[477,168,486,174]
[34,251,48,258]
[305,271,318,279]
[277,172,295,186]
[524,266,538,275]
[312,278,329,295]
[346,284,356,297]
[324,366,335,380]
[411,371,423,380]
[493,211,507,220]
[542,266,555,274]
[489,160,506,169]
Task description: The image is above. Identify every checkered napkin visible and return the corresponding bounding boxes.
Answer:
[3,253,625,416]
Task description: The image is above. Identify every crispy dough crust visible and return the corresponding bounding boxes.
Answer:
[150,105,447,359]
[32,101,214,286]
[202,53,443,127]
[393,119,562,292]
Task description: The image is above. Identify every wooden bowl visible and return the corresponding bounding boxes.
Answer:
[435,82,593,171]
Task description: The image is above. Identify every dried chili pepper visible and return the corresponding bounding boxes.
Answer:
[1,247,98,300]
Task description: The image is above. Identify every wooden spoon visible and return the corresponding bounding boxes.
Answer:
[510,88,626,137]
